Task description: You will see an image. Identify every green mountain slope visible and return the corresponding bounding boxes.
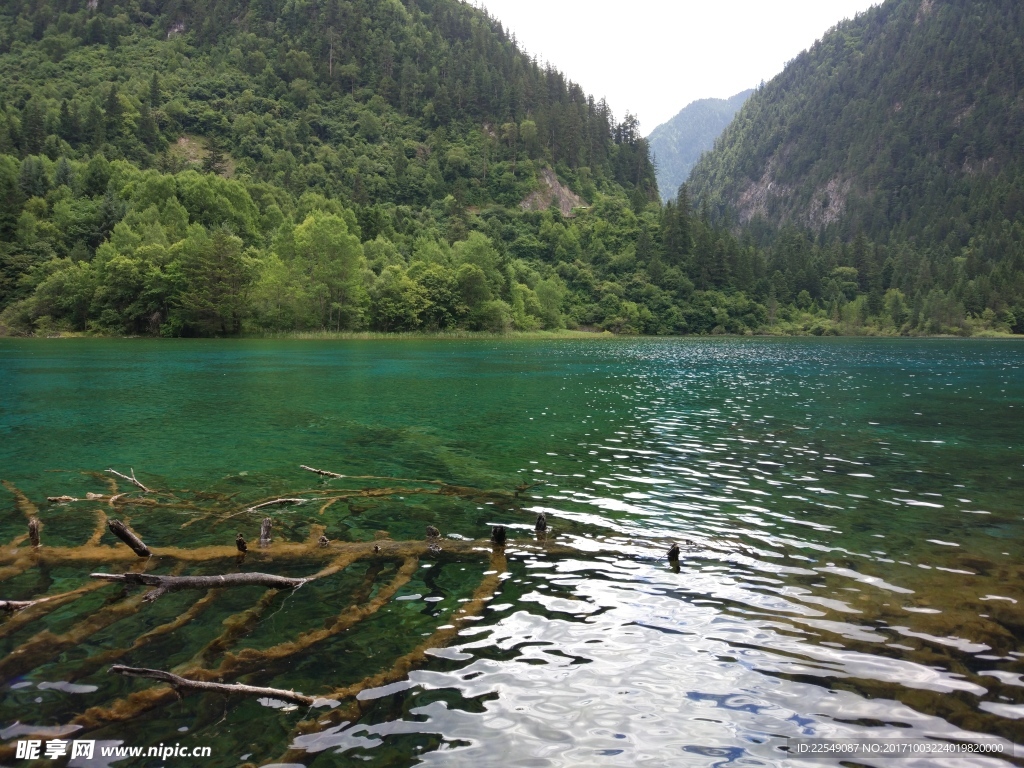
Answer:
[689,0,1024,245]
[1,0,1018,339]
[648,89,752,202]
[684,0,1024,335]
[0,0,669,336]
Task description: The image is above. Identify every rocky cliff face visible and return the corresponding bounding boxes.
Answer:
[688,0,1024,246]
[521,168,586,217]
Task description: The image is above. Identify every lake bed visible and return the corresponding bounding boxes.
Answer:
[1,338,1022,766]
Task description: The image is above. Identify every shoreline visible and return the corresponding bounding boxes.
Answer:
[1,329,1020,341]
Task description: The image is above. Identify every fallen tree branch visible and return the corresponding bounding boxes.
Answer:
[300,465,345,478]
[1,599,45,612]
[105,469,152,494]
[90,571,309,601]
[2,480,39,517]
[246,498,306,513]
[300,465,446,486]
[107,519,151,557]
[515,481,544,498]
[108,665,316,706]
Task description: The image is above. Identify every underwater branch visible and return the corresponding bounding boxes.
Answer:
[108,665,317,706]
[90,571,309,601]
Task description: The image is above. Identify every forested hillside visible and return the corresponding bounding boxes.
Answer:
[0,0,686,336]
[0,0,1019,337]
[649,89,752,203]
[688,0,1024,334]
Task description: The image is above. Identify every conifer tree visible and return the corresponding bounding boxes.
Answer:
[58,100,80,145]
[103,85,122,137]
[202,142,227,175]
[21,99,45,156]
[148,72,162,107]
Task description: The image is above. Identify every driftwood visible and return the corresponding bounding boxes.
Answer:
[109,666,316,706]
[105,468,152,493]
[0,474,586,760]
[90,572,308,601]
[300,465,441,485]
[300,465,345,478]
[0,574,153,681]
[28,517,41,548]
[491,525,507,545]
[1,599,44,612]
[47,495,78,503]
[107,519,151,557]
[245,498,306,513]
[2,479,39,518]
[259,518,272,547]
[515,481,543,498]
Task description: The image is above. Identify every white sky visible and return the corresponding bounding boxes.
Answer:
[473,0,880,134]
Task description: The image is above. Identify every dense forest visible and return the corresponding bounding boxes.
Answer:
[0,0,1020,337]
[688,0,1024,336]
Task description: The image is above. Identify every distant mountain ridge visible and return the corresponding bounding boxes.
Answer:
[688,0,1024,247]
[648,90,753,201]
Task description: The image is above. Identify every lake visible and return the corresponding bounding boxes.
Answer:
[1,338,1022,767]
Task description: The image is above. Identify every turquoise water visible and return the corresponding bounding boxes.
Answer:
[1,338,1022,766]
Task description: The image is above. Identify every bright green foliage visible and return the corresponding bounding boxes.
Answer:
[292,211,367,330]
[0,0,1017,337]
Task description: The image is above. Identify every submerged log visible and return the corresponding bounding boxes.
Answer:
[107,519,151,557]
[300,465,345,478]
[90,571,308,601]
[28,517,41,548]
[47,495,78,503]
[246,498,306,513]
[515,481,542,498]
[105,468,152,493]
[108,665,316,706]
[491,526,507,546]
[1,599,42,612]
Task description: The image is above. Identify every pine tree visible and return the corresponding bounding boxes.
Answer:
[137,102,159,148]
[148,72,162,107]
[18,157,48,197]
[21,99,45,156]
[202,141,227,175]
[85,102,105,149]
[104,84,122,137]
[54,156,75,190]
[58,100,80,144]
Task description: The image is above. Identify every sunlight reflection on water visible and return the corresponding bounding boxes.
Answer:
[0,338,1022,766]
